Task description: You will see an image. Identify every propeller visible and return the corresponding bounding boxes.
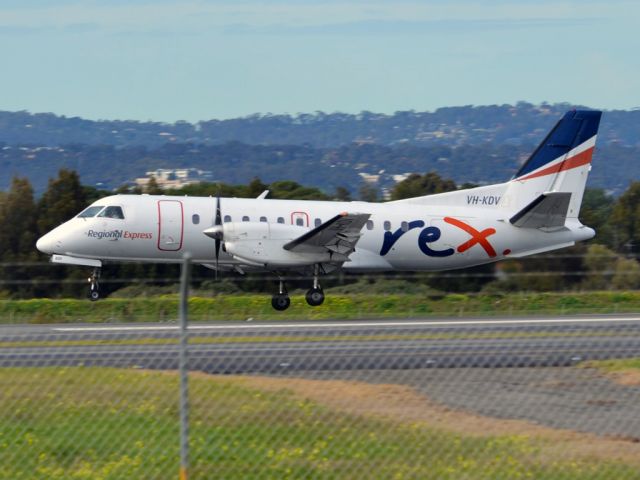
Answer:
[214,194,222,277]
[202,194,224,278]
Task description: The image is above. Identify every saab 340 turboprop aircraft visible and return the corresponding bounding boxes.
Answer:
[37,110,601,310]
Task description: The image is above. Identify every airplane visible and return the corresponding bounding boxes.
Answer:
[36,110,602,310]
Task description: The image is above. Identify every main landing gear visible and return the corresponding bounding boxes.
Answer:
[270,266,326,311]
[305,265,325,307]
[271,278,290,311]
[88,267,101,301]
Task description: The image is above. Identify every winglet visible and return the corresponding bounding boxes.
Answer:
[257,190,269,200]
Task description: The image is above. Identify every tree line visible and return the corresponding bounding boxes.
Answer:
[1,169,639,299]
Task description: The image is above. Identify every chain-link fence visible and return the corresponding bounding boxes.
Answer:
[2,258,640,479]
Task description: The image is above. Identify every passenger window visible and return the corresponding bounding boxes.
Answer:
[314,218,322,227]
[260,216,267,222]
[242,216,250,222]
[366,220,374,230]
[383,220,391,231]
[401,221,408,232]
[77,206,104,218]
[192,214,200,225]
[296,218,304,226]
[98,206,125,219]
[277,217,285,224]
[224,215,232,223]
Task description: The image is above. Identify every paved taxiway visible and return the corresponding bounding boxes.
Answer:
[1,314,639,373]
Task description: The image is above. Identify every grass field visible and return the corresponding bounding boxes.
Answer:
[1,291,640,323]
[1,367,639,479]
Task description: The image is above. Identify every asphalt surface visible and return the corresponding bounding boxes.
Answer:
[1,314,640,373]
[3,314,640,438]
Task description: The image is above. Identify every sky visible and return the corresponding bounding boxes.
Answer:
[0,0,638,122]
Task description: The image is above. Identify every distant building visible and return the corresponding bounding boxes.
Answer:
[134,168,213,190]
[358,172,380,184]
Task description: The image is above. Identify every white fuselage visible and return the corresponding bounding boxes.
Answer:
[36,193,594,272]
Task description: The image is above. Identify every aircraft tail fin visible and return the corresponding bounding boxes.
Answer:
[388,110,601,222]
[505,110,602,219]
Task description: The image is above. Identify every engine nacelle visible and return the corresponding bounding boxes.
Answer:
[222,222,331,267]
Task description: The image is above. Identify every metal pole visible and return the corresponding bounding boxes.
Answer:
[179,253,192,480]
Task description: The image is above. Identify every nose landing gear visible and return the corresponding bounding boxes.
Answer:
[88,268,101,301]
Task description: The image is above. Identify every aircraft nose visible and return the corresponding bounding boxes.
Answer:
[36,233,57,254]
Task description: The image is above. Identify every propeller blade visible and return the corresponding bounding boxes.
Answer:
[214,195,222,279]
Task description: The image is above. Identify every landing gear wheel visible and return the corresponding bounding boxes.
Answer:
[271,294,291,311]
[88,267,101,302]
[89,288,100,302]
[305,287,325,307]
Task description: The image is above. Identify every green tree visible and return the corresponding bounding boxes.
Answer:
[269,180,329,200]
[358,183,379,202]
[610,182,640,254]
[612,257,640,290]
[0,177,38,259]
[246,177,269,198]
[390,172,457,200]
[0,177,39,297]
[334,186,352,202]
[579,188,615,246]
[581,243,617,290]
[145,176,163,195]
[83,186,112,204]
[37,169,87,234]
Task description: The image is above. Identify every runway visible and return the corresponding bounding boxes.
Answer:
[1,314,639,373]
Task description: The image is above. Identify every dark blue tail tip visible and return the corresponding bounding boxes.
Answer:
[515,110,602,178]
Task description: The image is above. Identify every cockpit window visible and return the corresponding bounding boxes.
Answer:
[97,206,125,219]
[77,206,104,218]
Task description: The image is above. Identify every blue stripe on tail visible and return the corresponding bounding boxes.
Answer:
[514,110,602,179]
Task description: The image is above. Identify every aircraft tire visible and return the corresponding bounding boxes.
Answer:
[271,294,291,311]
[89,290,100,301]
[305,287,325,307]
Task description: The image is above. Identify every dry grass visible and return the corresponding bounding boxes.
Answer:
[216,373,640,467]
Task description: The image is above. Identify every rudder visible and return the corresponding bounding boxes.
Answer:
[506,110,602,219]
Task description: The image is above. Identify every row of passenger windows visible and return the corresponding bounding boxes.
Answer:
[80,207,407,232]
[79,206,413,234]
[191,214,406,231]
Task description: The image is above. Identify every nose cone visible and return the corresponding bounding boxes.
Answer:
[36,233,57,254]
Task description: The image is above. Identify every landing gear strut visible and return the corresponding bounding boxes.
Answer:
[271,278,290,311]
[88,267,101,301]
[305,265,325,307]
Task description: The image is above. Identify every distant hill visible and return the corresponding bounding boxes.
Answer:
[1,103,638,195]
[1,102,639,149]
[1,141,635,197]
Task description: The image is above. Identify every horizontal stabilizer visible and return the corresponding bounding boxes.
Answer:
[509,192,571,229]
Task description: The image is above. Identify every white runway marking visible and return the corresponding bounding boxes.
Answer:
[53,316,640,333]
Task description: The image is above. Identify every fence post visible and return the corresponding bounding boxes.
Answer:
[179,253,192,480]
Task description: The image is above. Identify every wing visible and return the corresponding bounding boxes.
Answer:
[283,212,370,262]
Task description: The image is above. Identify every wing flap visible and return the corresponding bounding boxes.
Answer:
[283,212,370,258]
